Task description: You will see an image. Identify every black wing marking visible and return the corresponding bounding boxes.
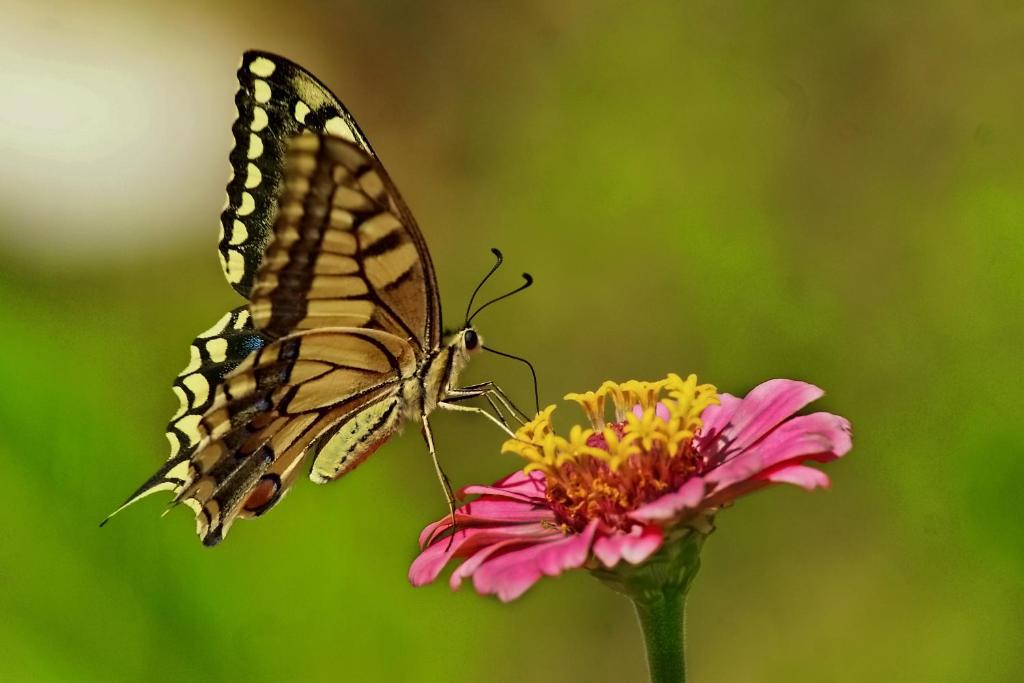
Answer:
[219,51,376,297]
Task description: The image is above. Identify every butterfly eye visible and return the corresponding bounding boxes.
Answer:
[464,329,479,351]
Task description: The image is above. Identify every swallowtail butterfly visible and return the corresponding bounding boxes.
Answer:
[105,51,531,545]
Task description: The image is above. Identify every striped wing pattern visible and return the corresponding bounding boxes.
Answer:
[174,328,417,545]
[219,51,375,298]
[249,131,440,351]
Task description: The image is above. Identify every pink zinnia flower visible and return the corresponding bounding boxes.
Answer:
[410,374,852,601]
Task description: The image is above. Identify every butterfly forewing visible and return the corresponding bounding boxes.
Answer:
[220,51,376,297]
[248,131,440,350]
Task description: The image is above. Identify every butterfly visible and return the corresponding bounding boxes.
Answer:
[105,51,534,546]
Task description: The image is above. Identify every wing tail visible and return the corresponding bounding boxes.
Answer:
[100,452,192,526]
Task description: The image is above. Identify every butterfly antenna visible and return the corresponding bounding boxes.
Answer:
[483,345,540,414]
[468,273,533,324]
[465,248,504,325]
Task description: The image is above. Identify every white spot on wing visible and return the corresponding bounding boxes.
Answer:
[167,460,191,481]
[245,162,262,189]
[182,373,210,406]
[294,101,310,124]
[171,385,189,419]
[248,133,264,160]
[206,338,228,363]
[174,414,203,446]
[251,106,269,132]
[182,344,202,372]
[248,57,276,78]
[325,117,355,142]
[238,192,255,216]
[198,312,233,339]
[235,309,251,329]
[230,219,248,246]
[253,79,272,104]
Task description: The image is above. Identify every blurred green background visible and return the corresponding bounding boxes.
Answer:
[1,1,1022,681]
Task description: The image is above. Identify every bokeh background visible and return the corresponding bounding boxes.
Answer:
[2,1,1022,681]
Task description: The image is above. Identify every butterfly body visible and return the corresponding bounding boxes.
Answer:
[307,327,480,485]
[106,51,525,545]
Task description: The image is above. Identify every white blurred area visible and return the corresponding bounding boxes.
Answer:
[0,1,344,264]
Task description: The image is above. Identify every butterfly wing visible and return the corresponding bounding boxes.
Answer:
[248,131,441,352]
[173,327,417,545]
[105,307,268,519]
[220,50,376,297]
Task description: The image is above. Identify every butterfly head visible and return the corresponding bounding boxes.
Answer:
[444,327,484,365]
[462,328,482,353]
[451,249,541,414]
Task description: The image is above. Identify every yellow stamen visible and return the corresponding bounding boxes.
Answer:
[564,389,607,429]
[505,375,720,529]
[624,407,669,452]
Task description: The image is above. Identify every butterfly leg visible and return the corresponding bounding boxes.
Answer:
[438,400,518,439]
[445,382,530,426]
[421,416,459,550]
[461,382,531,423]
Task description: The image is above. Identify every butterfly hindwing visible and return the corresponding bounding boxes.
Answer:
[166,307,268,458]
[309,394,404,484]
[105,307,268,520]
[219,51,375,298]
[248,131,441,350]
[173,328,417,545]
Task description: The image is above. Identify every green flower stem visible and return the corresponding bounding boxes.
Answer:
[632,587,687,683]
[589,528,708,683]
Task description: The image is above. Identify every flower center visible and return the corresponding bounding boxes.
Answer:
[503,374,719,531]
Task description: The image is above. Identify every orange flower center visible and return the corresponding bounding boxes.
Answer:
[503,375,719,532]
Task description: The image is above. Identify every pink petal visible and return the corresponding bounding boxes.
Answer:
[716,379,824,452]
[409,523,554,586]
[630,477,706,521]
[418,500,552,547]
[417,496,545,546]
[762,464,831,490]
[471,522,598,602]
[461,470,547,502]
[592,524,664,568]
[697,393,742,441]
[454,498,554,521]
[451,534,560,589]
[706,412,851,490]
